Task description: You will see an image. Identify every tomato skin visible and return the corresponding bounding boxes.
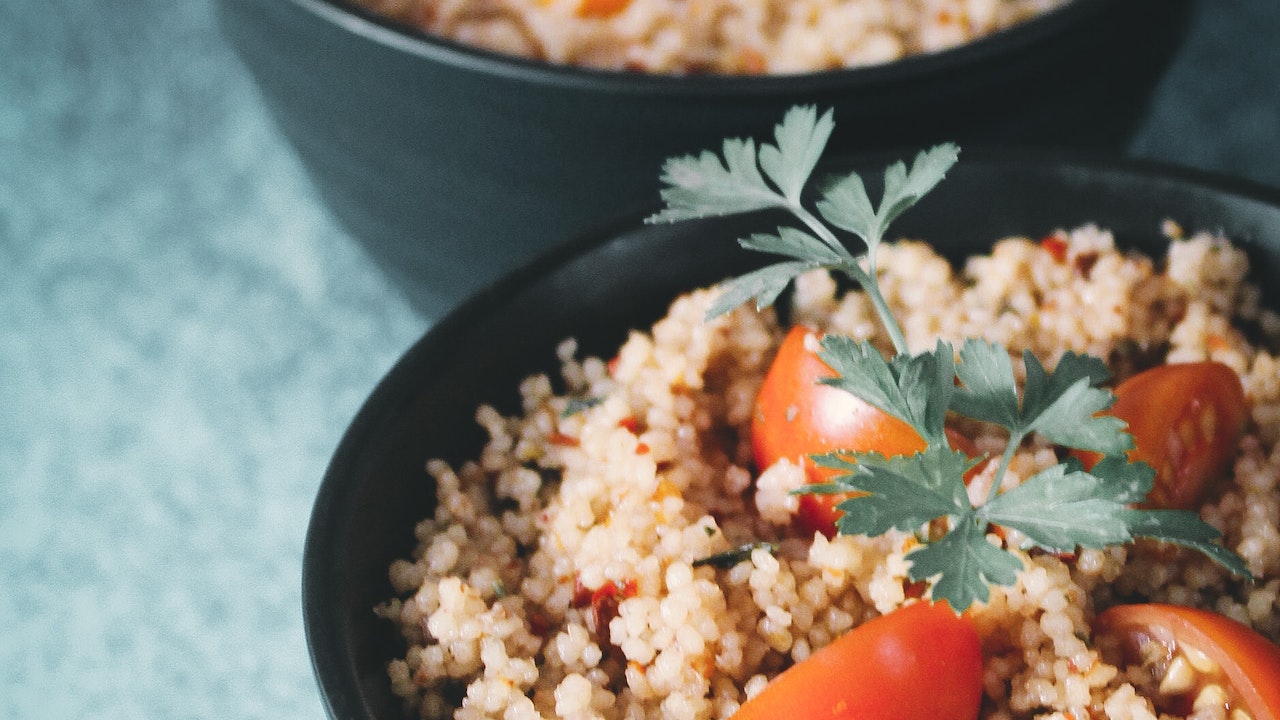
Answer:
[731,602,982,720]
[752,326,982,536]
[753,327,924,536]
[1077,361,1247,509]
[1094,604,1280,720]
[753,326,924,471]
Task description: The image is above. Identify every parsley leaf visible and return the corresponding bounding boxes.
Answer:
[739,227,846,265]
[649,137,783,223]
[818,144,960,253]
[950,339,1021,428]
[758,106,835,204]
[809,446,973,537]
[1020,351,1131,455]
[817,337,954,446]
[1087,455,1159,505]
[1120,509,1252,579]
[953,340,1131,456]
[978,464,1137,553]
[907,517,1022,612]
[706,260,817,318]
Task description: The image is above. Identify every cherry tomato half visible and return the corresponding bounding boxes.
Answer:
[1094,604,1280,720]
[1077,361,1247,510]
[752,326,981,536]
[731,601,982,720]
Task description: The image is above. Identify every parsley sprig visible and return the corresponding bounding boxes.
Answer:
[647,106,1251,613]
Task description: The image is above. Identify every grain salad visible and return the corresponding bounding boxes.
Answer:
[377,223,1280,720]
[354,0,1069,73]
[376,110,1280,719]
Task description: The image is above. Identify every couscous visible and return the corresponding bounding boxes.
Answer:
[354,0,1069,73]
[377,222,1280,719]
[377,116,1280,719]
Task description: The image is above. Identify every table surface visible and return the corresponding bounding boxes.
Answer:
[4,1,1279,718]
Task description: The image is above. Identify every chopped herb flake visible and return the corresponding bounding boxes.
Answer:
[561,397,604,418]
[693,542,780,569]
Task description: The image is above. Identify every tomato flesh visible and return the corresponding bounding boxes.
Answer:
[1077,361,1247,509]
[731,602,982,720]
[752,326,982,536]
[1094,604,1280,720]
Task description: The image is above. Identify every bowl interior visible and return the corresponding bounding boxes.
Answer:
[303,153,1280,720]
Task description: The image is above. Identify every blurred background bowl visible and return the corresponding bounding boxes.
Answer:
[216,0,1190,319]
[302,151,1280,720]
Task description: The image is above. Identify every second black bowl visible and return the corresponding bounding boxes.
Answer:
[216,0,1190,318]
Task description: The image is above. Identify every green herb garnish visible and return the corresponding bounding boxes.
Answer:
[693,541,780,569]
[647,106,1251,613]
[562,396,605,418]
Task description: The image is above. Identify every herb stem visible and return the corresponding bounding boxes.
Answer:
[790,201,852,258]
[790,202,910,356]
[984,431,1024,508]
[858,274,909,356]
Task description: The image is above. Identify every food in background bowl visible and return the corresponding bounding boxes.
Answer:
[370,112,1280,719]
[354,0,1069,73]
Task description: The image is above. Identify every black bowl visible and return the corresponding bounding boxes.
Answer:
[216,0,1190,318]
[303,152,1280,720]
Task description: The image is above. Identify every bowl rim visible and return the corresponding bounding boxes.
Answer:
[279,0,1121,95]
[302,148,1280,720]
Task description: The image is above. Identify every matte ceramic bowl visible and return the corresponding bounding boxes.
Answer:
[303,152,1280,719]
[216,0,1189,318]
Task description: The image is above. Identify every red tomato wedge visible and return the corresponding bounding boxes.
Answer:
[731,601,982,720]
[752,326,982,536]
[1094,604,1280,720]
[1076,361,1247,509]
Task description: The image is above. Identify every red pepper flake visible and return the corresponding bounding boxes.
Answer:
[571,577,638,640]
[635,442,650,455]
[617,416,639,432]
[607,355,621,377]
[1074,251,1099,279]
[547,432,580,447]
[1040,235,1069,263]
[903,578,929,599]
[527,608,552,637]
[571,576,594,607]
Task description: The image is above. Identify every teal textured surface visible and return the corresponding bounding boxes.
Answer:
[0,2,424,718]
[2,1,1278,719]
